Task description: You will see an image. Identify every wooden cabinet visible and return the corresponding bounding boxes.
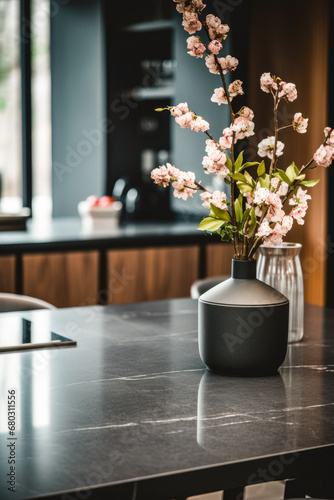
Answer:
[205,243,235,278]
[0,256,16,293]
[22,251,99,308]
[107,246,200,304]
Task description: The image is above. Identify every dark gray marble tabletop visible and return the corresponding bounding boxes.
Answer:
[0,299,334,500]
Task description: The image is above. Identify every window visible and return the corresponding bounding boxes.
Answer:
[0,0,22,212]
[0,0,51,216]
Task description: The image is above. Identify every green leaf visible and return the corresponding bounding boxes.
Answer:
[286,162,299,183]
[273,170,291,185]
[294,174,305,181]
[229,172,247,182]
[237,182,254,194]
[239,161,260,172]
[210,204,231,222]
[197,217,226,232]
[258,173,270,189]
[257,161,266,177]
[225,154,233,172]
[234,194,244,224]
[246,207,257,238]
[241,208,250,230]
[234,151,244,172]
[300,179,320,187]
[244,171,256,187]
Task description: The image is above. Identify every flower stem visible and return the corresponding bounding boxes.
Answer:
[269,91,279,177]
[204,130,215,141]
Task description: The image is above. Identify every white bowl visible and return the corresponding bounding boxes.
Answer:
[78,201,122,231]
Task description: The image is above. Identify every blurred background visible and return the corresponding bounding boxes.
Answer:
[0,0,333,307]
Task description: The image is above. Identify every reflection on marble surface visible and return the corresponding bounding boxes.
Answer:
[0,300,334,499]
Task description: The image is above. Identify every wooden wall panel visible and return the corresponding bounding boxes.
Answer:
[107,246,200,304]
[23,252,99,308]
[0,256,16,293]
[205,244,235,278]
[248,0,328,305]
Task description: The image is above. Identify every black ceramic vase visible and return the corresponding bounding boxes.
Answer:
[198,259,289,377]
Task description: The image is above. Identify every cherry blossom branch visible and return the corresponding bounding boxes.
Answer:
[269,90,279,177]
[280,157,315,205]
[277,124,293,132]
[204,130,215,141]
[194,9,242,256]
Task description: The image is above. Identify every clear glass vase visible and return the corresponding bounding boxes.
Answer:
[256,243,304,343]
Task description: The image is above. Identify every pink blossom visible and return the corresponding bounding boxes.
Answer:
[228,79,244,98]
[267,192,282,208]
[219,55,238,74]
[200,190,227,210]
[289,205,307,225]
[324,127,334,146]
[190,116,210,132]
[277,181,289,197]
[258,137,284,159]
[232,116,255,140]
[256,220,272,238]
[260,72,277,93]
[200,191,212,209]
[151,165,171,187]
[289,187,311,207]
[192,0,206,10]
[292,112,308,134]
[205,54,220,74]
[205,139,218,155]
[239,107,254,121]
[202,156,229,179]
[175,111,195,128]
[167,164,181,180]
[211,87,228,105]
[205,140,226,163]
[182,11,202,34]
[313,145,334,168]
[174,0,205,14]
[206,15,229,41]
[186,36,206,58]
[219,127,233,150]
[208,40,222,54]
[170,102,189,117]
[172,171,197,200]
[279,82,298,102]
[281,215,293,234]
[270,177,280,190]
[265,205,285,223]
[263,232,284,247]
[253,187,270,205]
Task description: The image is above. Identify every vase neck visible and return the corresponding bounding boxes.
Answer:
[232,259,257,279]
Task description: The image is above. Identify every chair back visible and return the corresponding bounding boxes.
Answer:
[0,293,56,313]
[190,276,230,299]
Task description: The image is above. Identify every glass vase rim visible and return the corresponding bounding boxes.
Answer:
[259,242,302,257]
[260,242,302,249]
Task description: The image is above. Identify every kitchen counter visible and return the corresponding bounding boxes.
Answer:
[0,217,214,253]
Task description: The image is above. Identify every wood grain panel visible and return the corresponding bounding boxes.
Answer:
[248,0,328,305]
[107,246,199,304]
[23,252,99,308]
[205,244,235,278]
[0,256,16,293]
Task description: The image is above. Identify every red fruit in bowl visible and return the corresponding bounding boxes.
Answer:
[98,196,115,207]
[86,195,100,207]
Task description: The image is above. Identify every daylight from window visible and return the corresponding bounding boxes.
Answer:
[0,0,51,216]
